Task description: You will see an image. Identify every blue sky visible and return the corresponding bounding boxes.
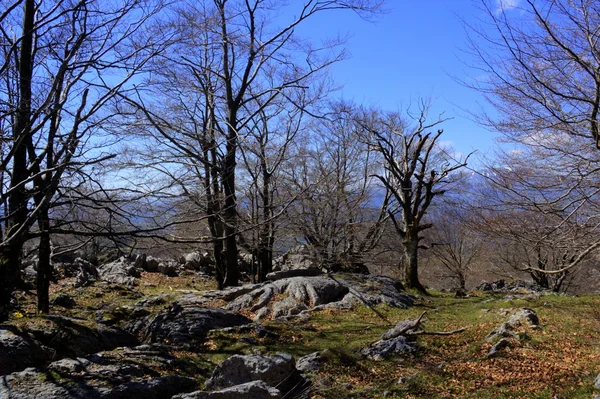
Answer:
[293,0,510,159]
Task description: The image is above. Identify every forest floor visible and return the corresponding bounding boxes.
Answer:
[10,272,600,399]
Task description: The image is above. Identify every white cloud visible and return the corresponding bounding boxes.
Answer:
[496,0,521,13]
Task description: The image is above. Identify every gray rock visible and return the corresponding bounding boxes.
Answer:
[205,353,306,397]
[508,308,539,327]
[266,269,324,281]
[594,373,600,389]
[24,315,138,359]
[253,308,270,322]
[272,296,308,319]
[22,264,37,282]
[486,322,516,342]
[0,327,53,374]
[145,256,161,273]
[200,274,411,320]
[487,308,540,343]
[134,254,147,270]
[226,276,348,319]
[98,257,139,286]
[184,251,212,271]
[137,305,250,345]
[360,335,418,360]
[278,245,320,271]
[296,352,322,373]
[74,258,99,287]
[47,357,92,373]
[134,294,170,308]
[476,279,544,293]
[0,347,198,399]
[158,260,178,276]
[173,381,281,399]
[487,338,511,358]
[333,275,414,309]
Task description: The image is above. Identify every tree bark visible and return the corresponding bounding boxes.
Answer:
[0,0,35,321]
[403,235,427,294]
[222,124,239,287]
[36,208,51,314]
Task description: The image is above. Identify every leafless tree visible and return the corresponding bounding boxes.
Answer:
[237,88,316,282]
[124,0,383,288]
[0,0,167,317]
[471,138,600,291]
[466,0,600,148]
[282,102,388,272]
[360,105,470,293]
[426,203,484,291]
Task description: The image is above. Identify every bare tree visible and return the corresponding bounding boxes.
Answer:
[237,89,313,282]
[125,0,383,288]
[282,102,388,272]
[0,0,166,317]
[470,138,600,291]
[361,105,469,293]
[466,0,600,148]
[427,203,484,291]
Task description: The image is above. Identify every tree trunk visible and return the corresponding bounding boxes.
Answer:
[0,0,35,322]
[458,273,466,291]
[403,236,427,294]
[36,209,51,314]
[222,125,238,287]
[257,168,273,282]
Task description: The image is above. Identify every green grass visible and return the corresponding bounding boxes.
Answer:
[197,291,600,398]
[12,279,600,398]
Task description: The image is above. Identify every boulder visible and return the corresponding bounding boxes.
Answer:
[0,327,53,375]
[136,304,250,345]
[295,352,322,374]
[0,346,198,399]
[21,264,37,283]
[98,257,139,286]
[508,308,539,327]
[476,279,544,293]
[332,275,414,309]
[196,274,412,320]
[205,353,306,397]
[73,258,99,287]
[278,245,320,271]
[146,256,161,273]
[23,315,138,359]
[487,338,511,358]
[487,308,540,343]
[184,251,212,271]
[225,276,349,318]
[173,381,281,399]
[360,335,418,361]
[158,260,178,277]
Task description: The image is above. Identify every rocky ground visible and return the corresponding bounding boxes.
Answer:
[2,255,600,398]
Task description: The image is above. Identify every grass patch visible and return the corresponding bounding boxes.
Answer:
[11,276,600,398]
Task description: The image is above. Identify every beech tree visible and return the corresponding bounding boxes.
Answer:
[468,0,600,147]
[0,0,165,318]
[471,135,600,291]
[427,204,483,291]
[126,0,383,288]
[238,91,314,282]
[283,103,388,272]
[361,106,469,293]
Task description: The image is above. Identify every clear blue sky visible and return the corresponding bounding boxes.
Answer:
[293,0,505,160]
